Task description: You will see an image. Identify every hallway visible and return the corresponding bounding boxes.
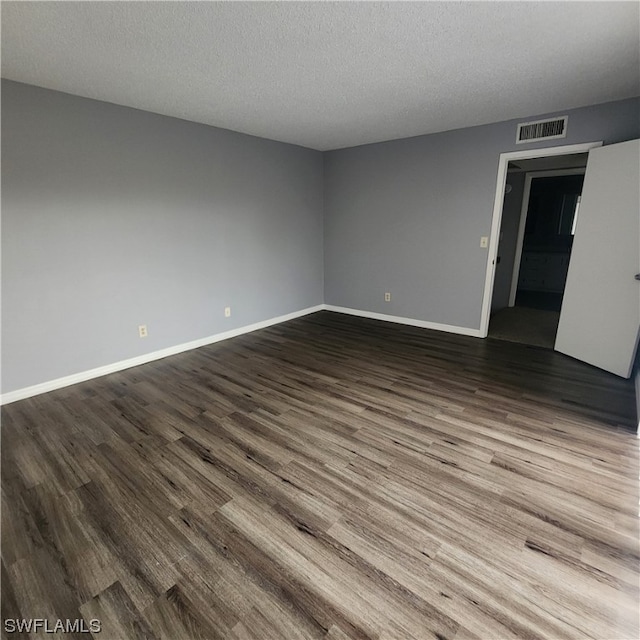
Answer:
[488,306,560,349]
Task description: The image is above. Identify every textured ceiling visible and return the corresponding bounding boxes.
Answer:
[2,2,639,151]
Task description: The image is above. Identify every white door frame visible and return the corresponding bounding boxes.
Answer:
[507,167,587,308]
[479,141,602,338]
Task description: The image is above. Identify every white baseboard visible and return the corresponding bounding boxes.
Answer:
[324,305,482,338]
[0,305,324,406]
[2,304,481,405]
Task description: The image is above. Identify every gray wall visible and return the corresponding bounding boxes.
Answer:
[491,171,526,312]
[3,80,639,396]
[324,98,640,329]
[2,80,324,394]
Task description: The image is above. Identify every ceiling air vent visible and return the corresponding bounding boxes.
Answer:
[516,116,568,144]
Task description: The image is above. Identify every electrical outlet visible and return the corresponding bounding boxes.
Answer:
[384,292,391,302]
[480,236,489,248]
[138,325,148,338]
[224,307,231,318]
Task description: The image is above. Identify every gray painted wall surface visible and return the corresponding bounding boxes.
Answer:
[2,80,324,393]
[492,172,525,312]
[3,81,639,395]
[324,98,640,329]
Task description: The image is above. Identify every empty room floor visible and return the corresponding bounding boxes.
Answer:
[2,311,638,640]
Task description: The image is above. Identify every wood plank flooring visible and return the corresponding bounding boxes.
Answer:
[2,311,638,639]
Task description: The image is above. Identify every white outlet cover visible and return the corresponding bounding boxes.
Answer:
[480,236,489,248]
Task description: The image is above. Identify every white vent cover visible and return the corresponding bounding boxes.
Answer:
[516,116,568,144]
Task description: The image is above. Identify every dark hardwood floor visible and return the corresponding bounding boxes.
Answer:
[2,311,638,640]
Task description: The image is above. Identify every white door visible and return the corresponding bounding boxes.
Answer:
[555,139,640,378]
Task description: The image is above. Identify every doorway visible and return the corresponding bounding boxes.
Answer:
[479,142,602,342]
[488,160,587,348]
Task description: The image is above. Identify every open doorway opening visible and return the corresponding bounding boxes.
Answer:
[479,141,602,340]
[488,153,588,348]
